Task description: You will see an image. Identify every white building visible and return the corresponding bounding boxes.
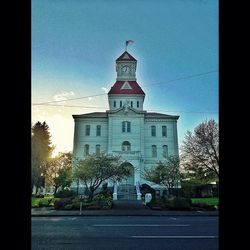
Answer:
[72,50,179,198]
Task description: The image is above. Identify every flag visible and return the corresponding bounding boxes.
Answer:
[126,40,134,46]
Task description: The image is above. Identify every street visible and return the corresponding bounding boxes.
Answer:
[32,216,218,250]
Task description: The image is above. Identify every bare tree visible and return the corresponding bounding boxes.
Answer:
[180,119,219,182]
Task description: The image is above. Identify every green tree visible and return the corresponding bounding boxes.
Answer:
[43,152,73,194]
[73,153,132,201]
[180,119,219,182]
[54,168,72,194]
[143,155,181,196]
[31,121,53,194]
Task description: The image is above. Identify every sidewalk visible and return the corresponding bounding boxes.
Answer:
[31,207,218,217]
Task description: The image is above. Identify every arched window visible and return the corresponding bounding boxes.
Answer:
[163,145,168,158]
[114,101,116,108]
[152,145,157,157]
[137,101,139,108]
[122,141,131,151]
[84,144,89,156]
[96,145,101,156]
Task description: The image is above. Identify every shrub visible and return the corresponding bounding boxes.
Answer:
[160,197,172,209]
[54,197,73,210]
[93,194,106,203]
[38,199,50,207]
[191,202,215,210]
[170,197,192,210]
[64,204,73,210]
[35,194,44,198]
[102,196,112,209]
[97,183,113,197]
[92,194,112,209]
[71,197,81,210]
[54,190,76,198]
[148,196,192,210]
[50,198,60,206]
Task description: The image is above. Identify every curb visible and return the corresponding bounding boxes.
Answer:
[32,212,218,217]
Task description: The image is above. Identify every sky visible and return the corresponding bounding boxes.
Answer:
[32,0,218,155]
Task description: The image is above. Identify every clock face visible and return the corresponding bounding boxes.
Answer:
[122,65,130,73]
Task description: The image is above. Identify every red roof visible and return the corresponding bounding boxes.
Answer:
[108,81,145,95]
[116,51,137,62]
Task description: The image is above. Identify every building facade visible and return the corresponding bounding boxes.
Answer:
[72,50,179,190]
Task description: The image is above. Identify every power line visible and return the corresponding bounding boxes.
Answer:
[33,93,107,105]
[142,70,218,87]
[33,104,106,109]
[32,69,218,105]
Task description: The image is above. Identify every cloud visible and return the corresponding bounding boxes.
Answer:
[101,87,108,93]
[53,91,75,103]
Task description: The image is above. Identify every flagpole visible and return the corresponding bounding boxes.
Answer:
[125,40,134,52]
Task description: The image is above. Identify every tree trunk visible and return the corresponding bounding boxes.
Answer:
[88,186,95,201]
[54,186,58,195]
[35,185,38,195]
[76,178,79,195]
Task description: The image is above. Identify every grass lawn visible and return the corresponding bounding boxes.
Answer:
[31,195,58,207]
[191,197,219,206]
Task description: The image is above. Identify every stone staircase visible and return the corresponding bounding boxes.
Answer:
[117,184,137,200]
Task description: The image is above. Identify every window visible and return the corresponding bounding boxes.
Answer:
[120,101,122,107]
[122,141,131,151]
[96,145,101,156]
[122,121,131,132]
[96,125,101,136]
[162,126,167,137]
[131,101,133,107]
[84,144,89,156]
[85,125,90,136]
[114,101,116,108]
[163,145,168,158]
[152,145,157,157]
[151,125,156,136]
[137,101,139,108]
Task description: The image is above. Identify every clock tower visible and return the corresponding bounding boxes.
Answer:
[108,50,145,111]
[116,51,137,81]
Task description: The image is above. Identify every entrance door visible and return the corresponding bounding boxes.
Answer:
[120,162,134,185]
[126,170,134,185]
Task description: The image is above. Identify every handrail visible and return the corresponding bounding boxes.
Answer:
[136,181,142,200]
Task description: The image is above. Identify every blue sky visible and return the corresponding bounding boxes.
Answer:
[32,0,218,154]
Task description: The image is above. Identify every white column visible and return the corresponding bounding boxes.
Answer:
[113,181,117,200]
[136,181,142,200]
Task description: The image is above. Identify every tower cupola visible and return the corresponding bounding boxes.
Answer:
[108,49,145,111]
